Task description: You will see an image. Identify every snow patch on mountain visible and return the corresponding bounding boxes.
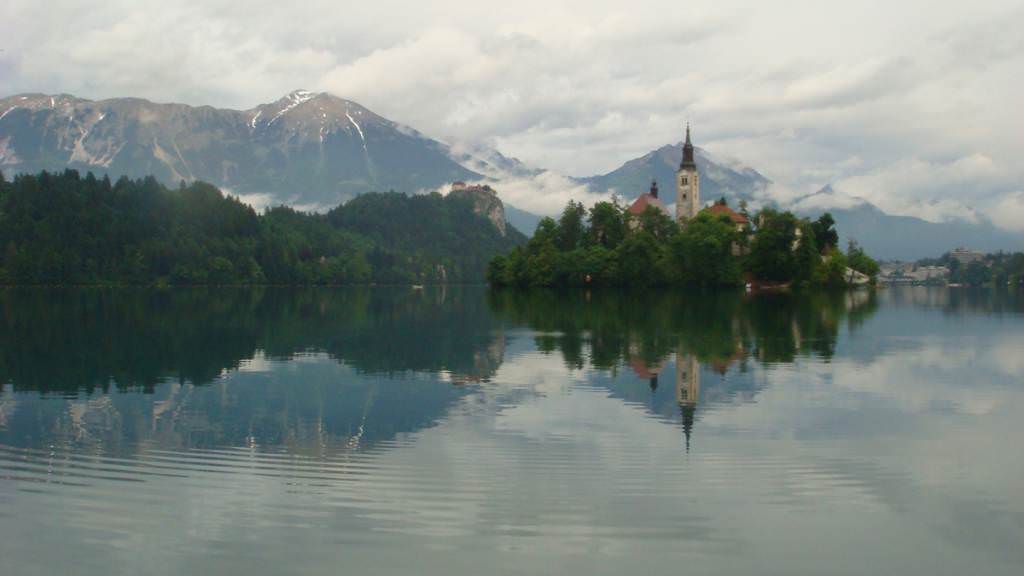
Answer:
[268,90,316,125]
[345,112,366,151]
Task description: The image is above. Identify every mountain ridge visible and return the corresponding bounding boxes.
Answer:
[4,90,1023,259]
[0,90,481,208]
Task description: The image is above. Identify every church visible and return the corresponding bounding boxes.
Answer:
[627,124,749,243]
[622,123,753,228]
[676,124,701,222]
[627,124,734,225]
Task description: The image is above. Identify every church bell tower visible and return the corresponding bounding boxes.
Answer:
[676,124,700,222]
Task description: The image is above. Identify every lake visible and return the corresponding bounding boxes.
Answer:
[1,287,1022,575]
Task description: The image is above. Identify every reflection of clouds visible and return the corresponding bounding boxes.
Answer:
[985,335,1024,378]
[4,304,1024,574]
[688,324,1024,567]
[236,350,273,373]
[489,344,591,397]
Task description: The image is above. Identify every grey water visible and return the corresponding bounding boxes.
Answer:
[0,287,1022,575]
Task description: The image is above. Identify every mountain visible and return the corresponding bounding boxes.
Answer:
[505,204,545,235]
[793,187,1024,261]
[585,142,1024,260]
[0,91,480,208]
[581,143,771,205]
[4,90,1021,259]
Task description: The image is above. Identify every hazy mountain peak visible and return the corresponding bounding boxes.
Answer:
[582,142,771,205]
[0,90,479,207]
[791,184,872,213]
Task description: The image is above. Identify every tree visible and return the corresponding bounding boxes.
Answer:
[617,231,665,287]
[819,248,849,287]
[793,222,820,286]
[846,240,879,282]
[556,201,586,252]
[0,170,526,286]
[747,209,800,283]
[963,260,991,286]
[811,213,839,253]
[671,213,741,286]
[587,201,628,250]
[637,206,678,241]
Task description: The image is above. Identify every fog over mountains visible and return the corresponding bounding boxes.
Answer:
[2,90,1022,260]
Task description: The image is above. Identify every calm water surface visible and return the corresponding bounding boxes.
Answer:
[0,287,1022,575]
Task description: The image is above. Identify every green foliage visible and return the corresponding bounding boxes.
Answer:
[793,222,821,286]
[487,198,865,288]
[747,209,801,283]
[586,201,629,249]
[963,260,992,286]
[671,213,741,286]
[488,287,881,367]
[929,251,1024,287]
[0,170,524,285]
[636,206,678,242]
[846,240,880,282]
[819,248,850,287]
[811,213,839,252]
[557,201,586,252]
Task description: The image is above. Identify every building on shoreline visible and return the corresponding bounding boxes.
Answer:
[950,247,984,265]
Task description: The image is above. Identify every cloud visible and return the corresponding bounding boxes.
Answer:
[1,0,1023,228]
[987,191,1024,233]
[831,154,1011,223]
[435,171,611,217]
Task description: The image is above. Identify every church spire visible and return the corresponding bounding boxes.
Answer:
[680,123,697,170]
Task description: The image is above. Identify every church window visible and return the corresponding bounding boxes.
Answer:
[681,176,688,185]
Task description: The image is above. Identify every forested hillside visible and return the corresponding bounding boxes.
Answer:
[0,170,524,285]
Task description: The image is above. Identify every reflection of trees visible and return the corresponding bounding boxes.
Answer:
[487,288,879,370]
[489,288,880,452]
[0,287,506,394]
[0,287,880,455]
[0,287,506,453]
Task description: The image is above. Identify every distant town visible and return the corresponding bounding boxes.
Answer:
[879,247,1024,287]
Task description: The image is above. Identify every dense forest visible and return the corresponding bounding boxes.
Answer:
[0,170,525,285]
[487,199,879,288]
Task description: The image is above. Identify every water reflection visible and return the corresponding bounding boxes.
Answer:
[487,288,880,451]
[0,287,881,455]
[1,287,1023,575]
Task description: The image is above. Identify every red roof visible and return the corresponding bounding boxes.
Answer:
[628,193,668,216]
[629,357,663,379]
[705,203,749,225]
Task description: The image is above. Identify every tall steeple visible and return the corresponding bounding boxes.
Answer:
[676,123,701,222]
[680,123,696,170]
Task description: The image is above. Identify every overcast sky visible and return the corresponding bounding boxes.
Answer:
[2,0,1022,227]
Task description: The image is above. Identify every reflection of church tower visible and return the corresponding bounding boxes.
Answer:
[676,124,701,223]
[675,350,700,451]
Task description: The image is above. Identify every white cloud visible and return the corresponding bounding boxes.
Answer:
[987,191,1024,233]
[435,171,612,217]
[1,0,1023,228]
[831,154,1011,223]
